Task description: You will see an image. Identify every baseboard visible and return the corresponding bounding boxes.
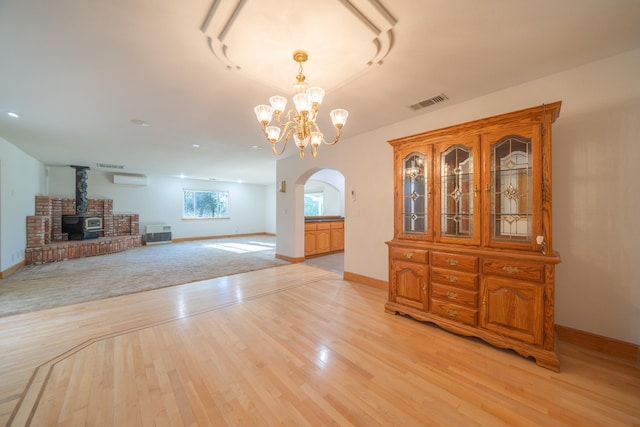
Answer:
[172,232,275,243]
[0,260,25,280]
[275,253,305,263]
[343,271,388,290]
[555,325,639,364]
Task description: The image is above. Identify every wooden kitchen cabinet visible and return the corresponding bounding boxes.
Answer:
[305,220,344,257]
[304,223,318,257]
[385,102,562,371]
[330,222,344,251]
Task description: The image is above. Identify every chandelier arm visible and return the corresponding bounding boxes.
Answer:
[309,120,322,136]
[309,105,319,122]
[273,109,297,127]
[322,125,343,146]
[307,121,342,146]
[270,127,294,155]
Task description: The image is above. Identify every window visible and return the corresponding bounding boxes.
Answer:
[304,192,324,216]
[183,189,229,219]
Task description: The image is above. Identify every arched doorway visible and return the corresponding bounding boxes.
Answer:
[302,169,345,274]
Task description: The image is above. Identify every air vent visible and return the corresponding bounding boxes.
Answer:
[410,94,449,111]
[113,174,148,186]
[96,163,125,170]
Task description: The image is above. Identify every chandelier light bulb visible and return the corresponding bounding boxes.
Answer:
[294,134,309,149]
[311,132,323,147]
[266,126,281,142]
[254,105,274,125]
[330,109,349,127]
[269,96,287,113]
[293,93,310,114]
[306,87,325,105]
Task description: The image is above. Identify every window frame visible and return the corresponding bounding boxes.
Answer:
[182,189,230,220]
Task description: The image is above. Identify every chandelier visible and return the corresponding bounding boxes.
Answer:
[253,50,349,158]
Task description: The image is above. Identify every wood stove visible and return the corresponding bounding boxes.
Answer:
[61,165,102,240]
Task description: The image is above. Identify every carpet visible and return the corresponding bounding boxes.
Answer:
[0,235,290,317]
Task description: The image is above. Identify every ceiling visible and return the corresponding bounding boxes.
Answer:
[1,0,639,185]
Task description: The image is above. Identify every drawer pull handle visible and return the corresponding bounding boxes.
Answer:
[446,258,459,266]
[446,291,459,300]
[403,252,413,259]
[502,266,520,275]
[445,274,458,282]
[447,309,458,317]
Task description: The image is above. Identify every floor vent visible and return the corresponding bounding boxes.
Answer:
[410,93,449,111]
[146,225,172,245]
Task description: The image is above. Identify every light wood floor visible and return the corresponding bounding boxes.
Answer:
[1,263,639,426]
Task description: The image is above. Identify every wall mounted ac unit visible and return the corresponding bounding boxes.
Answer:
[146,224,171,245]
[113,174,148,186]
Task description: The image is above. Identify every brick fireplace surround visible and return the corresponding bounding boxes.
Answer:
[25,196,143,265]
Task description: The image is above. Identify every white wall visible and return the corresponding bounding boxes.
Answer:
[264,182,277,234]
[276,49,640,345]
[47,167,274,239]
[0,137,46,272]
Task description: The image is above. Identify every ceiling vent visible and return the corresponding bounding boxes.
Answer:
[410,93,449,111]
[96,162,125,170]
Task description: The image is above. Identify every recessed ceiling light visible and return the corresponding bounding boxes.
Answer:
[251,145,262,150]
[192,144,200,148]
[7,112,20,118]
[130,119,150,127]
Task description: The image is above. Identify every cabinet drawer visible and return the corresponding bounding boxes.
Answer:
[482,258,545,283]
[430,300,477,326]
[304,223,317,231]
[431,284,477,308]
[330,222,344,229]
[390,247,428,264]
[431,252,478,272]
[316,222,331,230]
[431,267,478,290]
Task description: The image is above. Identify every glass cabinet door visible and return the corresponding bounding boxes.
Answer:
[490,135,532,241]
[435,138,480,245]
[484,130,541,249]
[402,152,428,236]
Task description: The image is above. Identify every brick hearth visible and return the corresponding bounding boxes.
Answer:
[26,196,143,265]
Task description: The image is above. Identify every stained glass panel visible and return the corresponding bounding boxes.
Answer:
[402,153,427,234]
[490,135,532,242]
[441,145,473,238]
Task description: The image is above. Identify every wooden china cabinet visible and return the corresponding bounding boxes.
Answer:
[385,102,562,371]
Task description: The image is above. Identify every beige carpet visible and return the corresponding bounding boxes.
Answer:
[0,235,290,317]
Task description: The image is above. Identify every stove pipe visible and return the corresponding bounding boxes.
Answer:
[72,165,90,215]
